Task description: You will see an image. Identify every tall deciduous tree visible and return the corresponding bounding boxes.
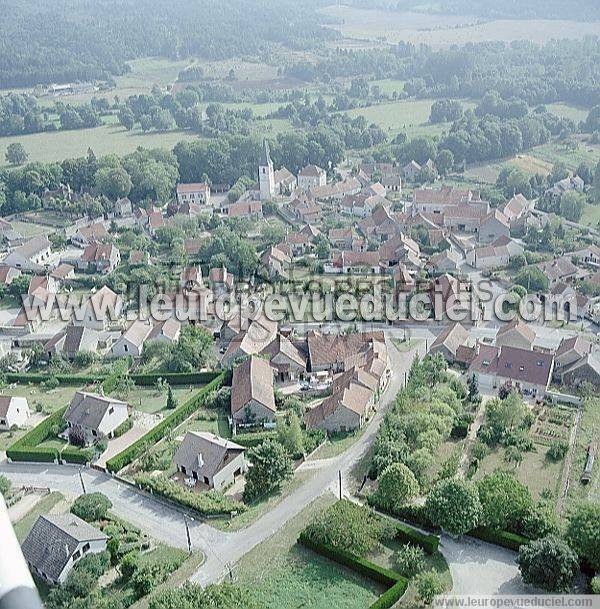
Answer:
[426,479,482,536]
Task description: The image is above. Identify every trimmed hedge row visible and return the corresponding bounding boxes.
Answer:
[105,373,226,473]
[135,473,245,517]
[298,533,408,609]
[4,371,220,387]
[233,430,278,448]
[395,521,439,554]
[468,527,529,551]
[6,406,94,465]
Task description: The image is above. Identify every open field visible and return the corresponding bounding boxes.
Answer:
[580,203,600,228]
[546,103,591,123]
[473,442,566,502]
[344,98,476,137]
[565,398,600,507]
[319,5,600,46]
[369,79,407,96]
[0,124,200,167]
[235,493,383,609]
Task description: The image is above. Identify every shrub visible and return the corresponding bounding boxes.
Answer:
[415,570,445,605]
[565,502,600,570]
[395,521,439,554]
[120,551,140,581]
[304,500,397,557]
[468,527,529,551]
[517,536,579,592]
[520,502,560,539]
[135,474,245,516]
[71,492,113,522]
[591,576,600,594]
[114,417,133,438]
[547,440,568,461]
[243,439,293,503]
[395,544,426,578]
[375,463,420,511]
[0,474,11,498]
[76,551,110,578]
[476,471,532,531]
[425,479,482,536]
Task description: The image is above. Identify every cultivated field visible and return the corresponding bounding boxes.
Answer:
[319,5,600,46]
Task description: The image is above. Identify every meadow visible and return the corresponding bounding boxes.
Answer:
[318,5,600,47]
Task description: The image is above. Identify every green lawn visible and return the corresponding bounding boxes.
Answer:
[0,124,200,168]
[580,203,600,229]
[309,427,368,460]
[7,385,80,415]
[128,385,203,415]
[136,544,187,569]
[9,220,55,237]
[13,492,65,542]
[369,79,407,96]
[546,103,591,123]
[235,493,383,609]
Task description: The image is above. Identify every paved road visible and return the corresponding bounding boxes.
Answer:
[0,333,525,594]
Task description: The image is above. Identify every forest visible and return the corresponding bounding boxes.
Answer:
[0,0,334,88]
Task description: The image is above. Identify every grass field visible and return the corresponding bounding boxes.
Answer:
[473,441,565,502]
[546,103,591,124]
[0,124,200,167]
[369,79,407,96]
[235,493,383,609]
[580,203,600,228]
[318,5,600,47]
[566,398,600,507]
[344,99,476,137]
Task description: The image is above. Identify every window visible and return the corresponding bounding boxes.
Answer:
[82,543,90,553]
[108,407,114,415]
[124,344,128,352]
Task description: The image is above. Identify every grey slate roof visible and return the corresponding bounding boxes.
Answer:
[21,514,107,583]
[63,391,127,431]
[173,432,244,480]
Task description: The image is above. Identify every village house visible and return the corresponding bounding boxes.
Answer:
[63,391,129,445]
[0,265,21,287]
[224,199,263,219]
[231,356,276,425]
[411,186,488,216]
[554,336,593,377]
[1,235,52,272]
[537,257,579,286]
[110,320,154,358]
[495,319,536,351]
[328,228,354,250]
[260,333,307,383]
[176,182,211,207]
[147,210,165,237]
[443,205,485,233]
[129,250,150,266]
[78,243,121,274]
[429,322,470,364]
[50,263,75,284]
[466,245,510,270]
[73,286,123,331]
[309,177,361,202]
[478,209,510,243]
[44,325,100,361]
[304,380,373,433]
[328,250,382,274]
[427,249,461,274]
[221,316,279,366]
[22,514,109,585]
[173,431,246,491]
[392,263,416,294]
[500,194,533,229]
[180,265,203,290]
[71,223,109,248]
[208,266,234,295]
[402,160,422,182]
[148,319,181,345]
[561,352,600,390]
[358,205,399,242]
[544,175,585,203]
[298,164,327,190]
[0,218,23,248]
[287,195,322,224]
[468,344,554,398]
[0,395,30,430]
[570,244,600,267]
[114,197,133,217]
[261,246,291,279]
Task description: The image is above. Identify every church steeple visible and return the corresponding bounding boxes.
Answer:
[259,139,275,200]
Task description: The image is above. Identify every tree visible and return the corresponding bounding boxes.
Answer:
[517,536,579,592]
[243,439,293,502]
[415,570,445,605]
[95,166,132,200]
[514,266,549,292]
[521,502,560,539]
[166,385,178,410]
[277,412,304,456]
[559,190,585,222]
[118,107,135,130]
[591,159,600,204]
[476,471,532,531]
[467,373,479,403]
[546,440,568,461]
[71,492,112,522]
[565,502,600,570]
[485,392,529,442]
[5,142,28,165]
[120,551,140,581]
[375,463,420,511]
[425,479,482,536]
[435,149,454,176]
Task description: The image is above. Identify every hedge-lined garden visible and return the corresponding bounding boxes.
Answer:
[105,373,225,473]
[6,405,94,465]
[299,500,449,608]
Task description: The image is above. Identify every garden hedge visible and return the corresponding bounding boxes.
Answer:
[298,533,408,609]
[395,521,439,554]
[4,371,220,387]
[105,373,225,473]
[468,527,529,551]
[6,406,94,465]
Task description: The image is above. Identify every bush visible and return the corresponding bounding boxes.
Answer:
[114,417,133,438]
[520,502,560,539]
[415,570,445,604]
[0,474,11,498]
[135,474,245,516]
[591,576,600,594]
[71,492,112,522]
[425,479,482,536]
[476,471,532,531]
[565,502,600,570]
[395,544,426,577]
[120,551,140,581]
[375,463,420,512]
[468,527,529,551]
[243,439,293,503]
[517,535,579,592]
[304,500,397,557]
[547,440,568,461]
[395,521,439,554]
[76,551,110,578]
